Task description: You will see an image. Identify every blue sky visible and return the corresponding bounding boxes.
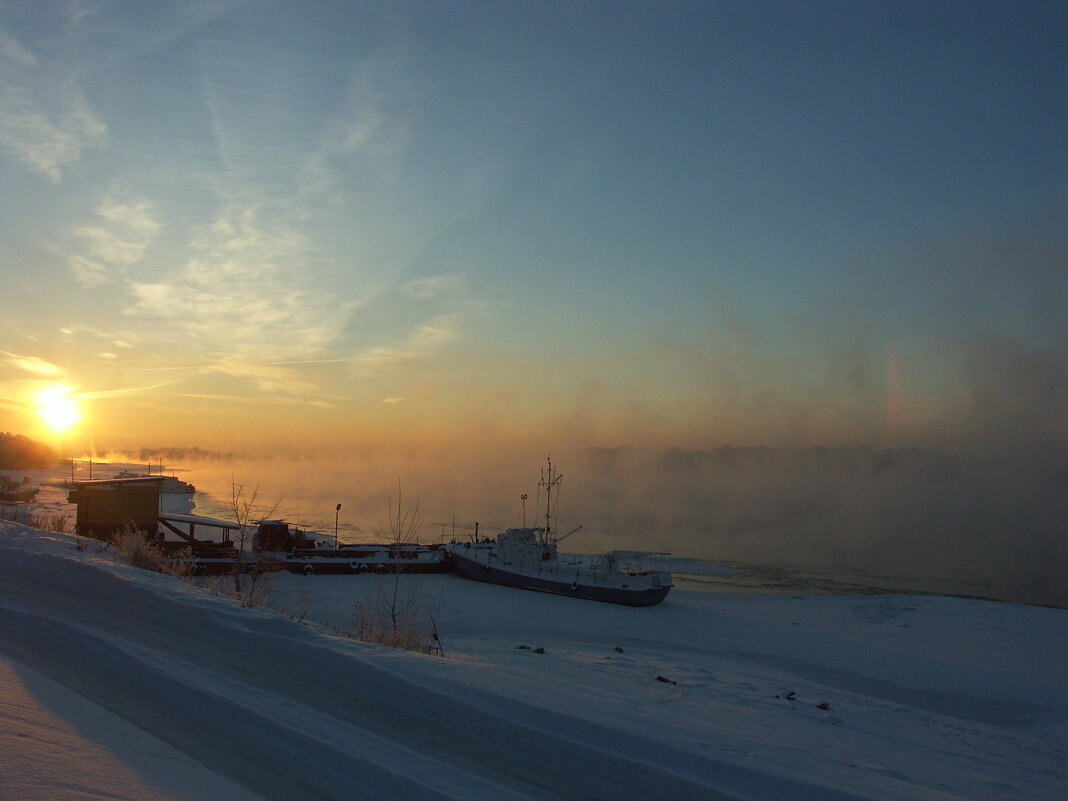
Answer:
[0,0,1064,454]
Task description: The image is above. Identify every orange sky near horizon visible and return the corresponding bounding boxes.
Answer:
[8,362,934,461]
[1,3,1063,464]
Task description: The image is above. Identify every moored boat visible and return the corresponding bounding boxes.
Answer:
[446,459,672,606]
[0,474,38,502]
[254,520,452,574]
[448,531,671,606]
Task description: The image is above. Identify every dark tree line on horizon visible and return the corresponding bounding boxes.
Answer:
[0,433,61,470]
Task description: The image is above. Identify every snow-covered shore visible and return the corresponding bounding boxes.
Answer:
[2,521,1065,800]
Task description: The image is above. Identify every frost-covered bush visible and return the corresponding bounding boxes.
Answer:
[30,512,71,533]
[110,525,193,578]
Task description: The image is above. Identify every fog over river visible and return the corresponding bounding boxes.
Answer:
[33,442,1066,608]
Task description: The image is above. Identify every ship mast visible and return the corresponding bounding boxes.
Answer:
[538,456,562,545]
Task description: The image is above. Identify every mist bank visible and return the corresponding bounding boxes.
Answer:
[153,442,1067,608]
[569,445,1067,608]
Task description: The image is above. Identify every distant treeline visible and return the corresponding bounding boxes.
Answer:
[0,433,61,470]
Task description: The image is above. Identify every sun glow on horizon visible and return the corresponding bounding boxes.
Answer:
[33,385,82,435]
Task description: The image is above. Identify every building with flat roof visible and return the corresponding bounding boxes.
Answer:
[67,476,165,539]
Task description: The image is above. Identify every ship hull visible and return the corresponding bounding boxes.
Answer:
[449,549,670,606]
[184,545,452,576]
[281,555,453,575]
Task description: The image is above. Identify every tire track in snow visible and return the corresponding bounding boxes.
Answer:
[1,546,871,801]
[0,607,523,801]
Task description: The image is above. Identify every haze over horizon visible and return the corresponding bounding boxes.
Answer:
[1,1,1063,458]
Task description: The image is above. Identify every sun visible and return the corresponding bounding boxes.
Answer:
[33,385,82,435]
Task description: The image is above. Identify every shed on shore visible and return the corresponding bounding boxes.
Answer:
[67,476,165,539]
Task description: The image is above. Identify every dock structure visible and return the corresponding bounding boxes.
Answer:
[67,477,238,556]
[158,512,243,556]
[65,478,452,575]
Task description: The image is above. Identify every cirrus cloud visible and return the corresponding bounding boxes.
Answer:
[2,351,65,377]
[69,194,160,287]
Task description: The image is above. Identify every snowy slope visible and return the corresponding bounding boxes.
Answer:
[1,521,1065,801]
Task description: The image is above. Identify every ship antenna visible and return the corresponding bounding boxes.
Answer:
[538,455,563,544]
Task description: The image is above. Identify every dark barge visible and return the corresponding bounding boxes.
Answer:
[256,520,452,575]
[183,519,452,575]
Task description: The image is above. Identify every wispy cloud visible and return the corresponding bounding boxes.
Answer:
[336,274,487,378]
[403,274,467,301]
[74,225,145,267]
[66,1,97,27]
[0,83,106,184]
[123,205,359,390]
[6,20,494,411]
[58,324,142,351]
[0,23,106,185]
[293,52,411,204]
[204,360,322,396]
[77,381,179,399]
[0,27,36,66]
[127,30,500,398]
[341,314,462,378]
[2,352,65,377]
[261,358,368,367]
[176,392,335,409]
[69,193,160,286]
[76,380,179,399]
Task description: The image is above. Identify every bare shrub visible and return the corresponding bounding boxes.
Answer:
[226,478,282,597]
[345,484,442,655]
[190,558,280,609]
[198,573,228,596]
[111,525,166,571]
[30,512,72,533]
[160,546,196,579]
[353,590,435,653]
[74,534,108,554]
[110,525,195,578]
[278,590,310,624]
[235,557,278,608]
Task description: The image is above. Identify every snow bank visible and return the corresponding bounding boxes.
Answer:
[2,520,1065,801]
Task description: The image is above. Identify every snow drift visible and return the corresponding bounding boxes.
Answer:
[1,521,1065,800]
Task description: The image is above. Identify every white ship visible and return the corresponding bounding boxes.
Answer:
[446,459,672,606]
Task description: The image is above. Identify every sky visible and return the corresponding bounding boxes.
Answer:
[0,0,1065,459]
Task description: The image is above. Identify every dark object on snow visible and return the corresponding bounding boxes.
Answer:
[614,646,624,653]
[533,647,545,654]
[516,644,531,649]
[776,691,797,701]
[817,702,830,710]
[656,675,677,685]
